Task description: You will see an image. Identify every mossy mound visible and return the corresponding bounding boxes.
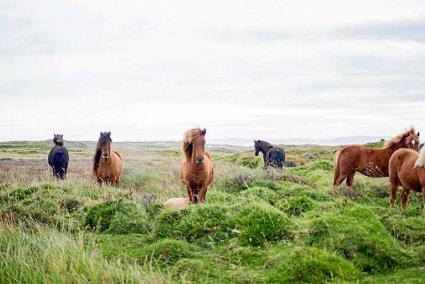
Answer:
[156,202,293,247]
[155,204,233,245]
[239,187,278,205]
[224,245,268,267]
[172,258,226,283]
[0,184,66,225]
[221,153,262,169]
[84,200,150,234]
[231,203,294,246]
[293,160,333,172]
[267,246,362,283]
[380,211,425,245]
[143,239,195,266]
[277,195,317,216]
[309,205,410,272]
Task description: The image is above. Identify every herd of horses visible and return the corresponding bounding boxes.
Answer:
[47,127,425,211]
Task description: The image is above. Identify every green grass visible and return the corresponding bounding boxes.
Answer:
[0,141,424,283]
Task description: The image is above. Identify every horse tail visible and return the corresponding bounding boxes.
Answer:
[333,150,341,186]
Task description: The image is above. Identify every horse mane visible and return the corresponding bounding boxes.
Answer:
[182,128,203,161]
[414,146,425,168]
[261,140,273,150]
[93,150,101,174]
[93,134,112,173]
[383,128,416,149]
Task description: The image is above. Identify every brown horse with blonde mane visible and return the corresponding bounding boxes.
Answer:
[389,146,425,210]
[179,128,214,204]
[93,132,123,186]
[333,128,419,192]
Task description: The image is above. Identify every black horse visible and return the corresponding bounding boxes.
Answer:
[254,140,285,169]
[48,134,69,179]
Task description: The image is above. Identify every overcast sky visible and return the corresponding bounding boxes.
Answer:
[1,0,425,142]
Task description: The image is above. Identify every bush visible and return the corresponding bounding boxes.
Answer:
[309,205,410,272]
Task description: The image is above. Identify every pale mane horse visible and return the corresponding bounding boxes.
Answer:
[179,128,214,203]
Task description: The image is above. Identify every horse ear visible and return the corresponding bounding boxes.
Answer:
[201,129,206,136]
[107,132,111,136]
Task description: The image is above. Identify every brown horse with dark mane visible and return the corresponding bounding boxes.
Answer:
[93,132,123,186]
[333,128,419,192]
[179,128,214,204]
[389,146,425,210]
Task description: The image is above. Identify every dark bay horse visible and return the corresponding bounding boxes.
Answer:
[48,134,69,180]
[254,140,285,169]
[389,147,425,210]
[333,128,419,192]
[93,132,123,186]
[179,128,214,204]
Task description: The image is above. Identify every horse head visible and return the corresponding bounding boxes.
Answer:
[403,130,420,151]
[98,131,112,160]
[384,128,420,151]
[254,140,261,156]
[53,134,64,146]
[192,129,207,165]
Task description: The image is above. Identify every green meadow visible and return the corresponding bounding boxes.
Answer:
[0,141,424,283]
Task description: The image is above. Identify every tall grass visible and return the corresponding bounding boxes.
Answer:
[0,142,424,283]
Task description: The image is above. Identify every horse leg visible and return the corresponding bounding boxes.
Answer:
[400,188,410,209]
[346,173,355,190]
[186,184,194,204]
[389,177,399,207]
[199,186,208,203]
[333,173,347,194]
[263,154,268,169]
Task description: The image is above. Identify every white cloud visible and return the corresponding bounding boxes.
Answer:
[1,0,425,141]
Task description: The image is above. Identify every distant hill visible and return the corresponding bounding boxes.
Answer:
[208,136,387,147]
[0,136,388,148]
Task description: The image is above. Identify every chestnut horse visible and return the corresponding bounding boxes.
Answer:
[179,128,214,203]
[93,132,123,186]
[389,146,425,210]
[333,128,419,192]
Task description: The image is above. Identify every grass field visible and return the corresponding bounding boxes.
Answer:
[0,140,424,283]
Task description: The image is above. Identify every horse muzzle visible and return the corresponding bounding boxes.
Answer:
[195,157,204,165]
